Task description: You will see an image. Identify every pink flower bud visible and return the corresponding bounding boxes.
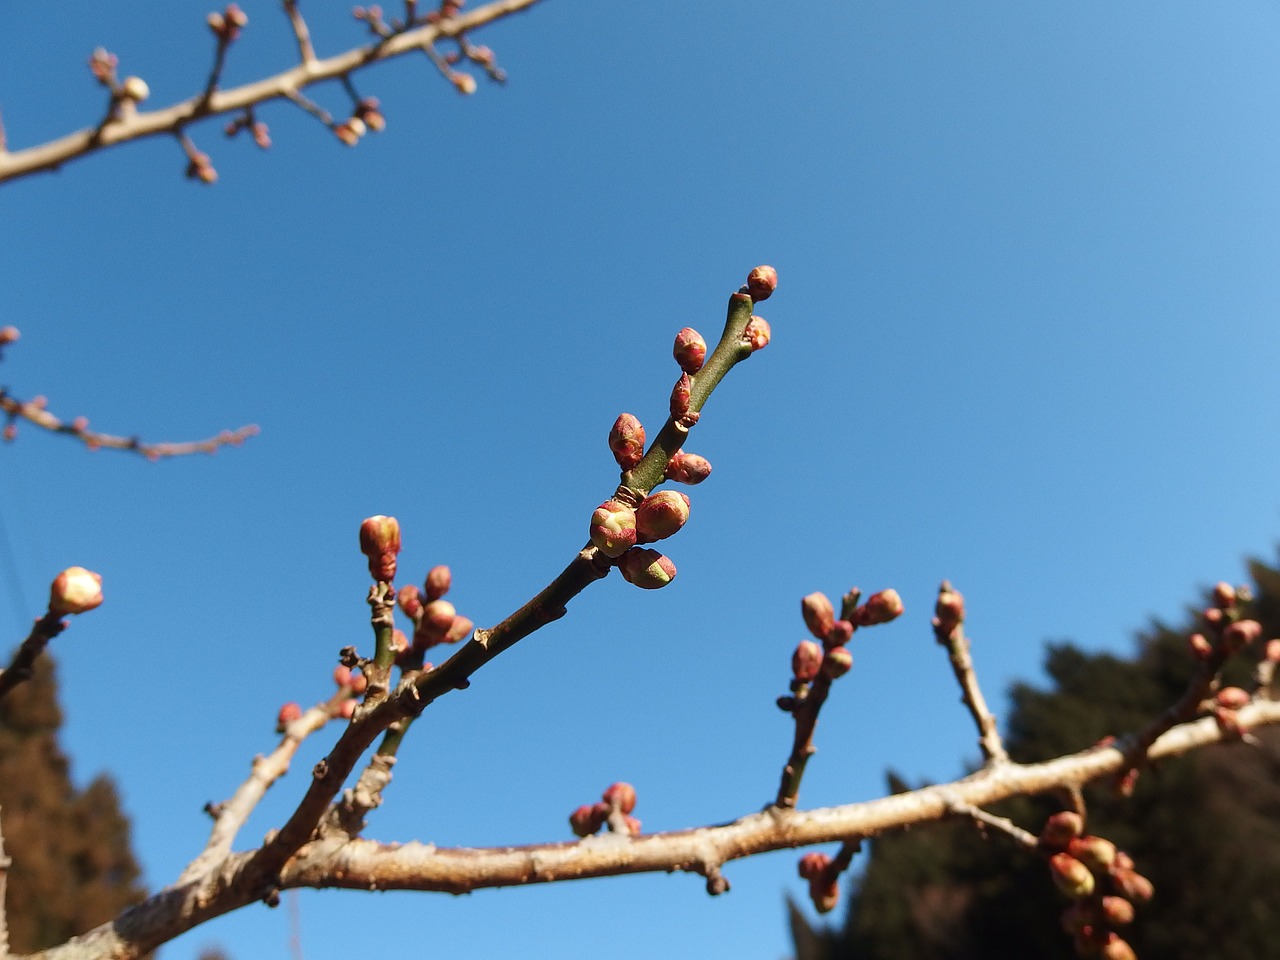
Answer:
[623,815,642,836]
[808,878,839,914]
[334,119,363,146]
[120,76,149,102]
[1049,853,1094,899]
[664,451,712,485]
[338,698,357,719]
[570,803,606,837]
[1214,707,1245,738]
[348,670,369,695]
[1039,811,1084,850]
[424,565,452,601]
[618,548,677,589]
[0,327,18,345]
[590,500,638,558]
[359,516,401,582]
[1187,632,1213,659]
[669,372,692,419]
[48,567,104,616]
[742,316,771,351]
[933,581,965,636]
[825,619,853,649]
[277,702,302,726]
[673,327,707,374]
[746,265,778,301]
[1223,618,1262,652]
[797,851,832,880]
[334,665,352,687]
[822,646,853,679]
[442,615,473,644]
[635,491,690,543]
[609,414,646,470]
[1110,867,1154,902]
[801,592,835,640]
[450,71,477,95]
[1212,581,1237,608]
[1099,934,1137,960]
[1216,686,1250,709]
[1267,638,1280,662]
[792,640,824,683]
[1100,896,1135,926]
[857,589,904,626]
[416,599,456,646]
[397,585,424,620]
[1067,835,1116,872]
[602,781,637,814]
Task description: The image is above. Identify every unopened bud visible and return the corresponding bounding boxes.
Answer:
[1187,632,1213,659]
[602,781,637,814]
[746,265,778,301]
[801,592,835,640]
[334,120,363,146]
[1212,581,1237,608]
[669,372,692,419]
[120,76,149,102]
[590,500,638,558]
[742,316,771,351]
[442,615,473,644]
[208,11,226,33]
[1099,934,1137,960]
[665,451,712,485]
[397,585,424,620]
[673,327,707,374]
[1215,686,1250,709]
[1223,618,1262,652]
[1266,638,1280,662]
[1048,853,1094,899]
[1099,896,1134,926]
[569,803,606,837]
[450,71,477,95]
[858,589,904,626]
[1039,811,1084,850]
[334,665,353,687]
[348,670,368,695]
[808,878,839,914]
[622,815,642,836]
[338,698,357,719]
[0,327,18,345]
[825,619,853,649]
[359,515,401,581]
[822,646,853,679]
[618,548,676,589]
[609,414,646,470]
[424,565,452,601]
[1110,867,1153,902]
[635,491,690,543]
[49,567,104,615]
[933,581,965,637]
[797,851,832,880]
[416,599,457,646]
[792,640,824,683]
[277,702,302,726]
[1214,707,1245,738]
[1067,835,1116,872]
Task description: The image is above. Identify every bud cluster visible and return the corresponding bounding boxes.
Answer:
[208,4,248,43]
[1039,812,1150,959]
[225,114,272,149]
[797,851,840,913]
[1183,580,1271,735]
[397,564,474,655]
[588,488,689,590]
[569,781,641,838]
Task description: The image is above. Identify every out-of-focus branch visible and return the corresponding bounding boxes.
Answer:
[0,0,544,185]
[0,807,10,959]
[931,581,1009,765]
[0,612,64,703]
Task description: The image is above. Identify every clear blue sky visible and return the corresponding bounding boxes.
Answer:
[3,2,1280,958]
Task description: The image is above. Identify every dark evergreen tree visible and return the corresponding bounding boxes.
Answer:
[793,559,1280,960]
[0,653,147,953]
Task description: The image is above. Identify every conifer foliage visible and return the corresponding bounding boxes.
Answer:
[0,655,146,953]
[791,559,1280,960]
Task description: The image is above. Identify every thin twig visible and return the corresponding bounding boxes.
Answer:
[0,611,64,702]
[774,674,833,808]
[282,0,317,65]
[932,581,1009,765]
[941,791,1038,849]
[0,0,544,185]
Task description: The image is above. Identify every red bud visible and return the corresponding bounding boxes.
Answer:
[858,588,904,626]
[673,327,707,374]
[618,548,677,589]
[635,490,690,543]
[792,640,824,683]
[609,414,646,470]
[665,451,712,485]
[746,265,778,301]
[602,781,637,814]
[801,592,835,640]
[424,565,452,601]
[590,500,638,558]
[359,516,401,582]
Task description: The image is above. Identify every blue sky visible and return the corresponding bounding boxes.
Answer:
[3,2,1280,958]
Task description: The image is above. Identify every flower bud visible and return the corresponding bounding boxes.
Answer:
[822,646,853,679]
[635,490,690,543]
[623,815,642,836]
[120,76,149,102]
[825,619,853,649]
[424,564,452,601]
[664,451,712,485]
[1048,853,1094,899]
[1222,618,1262,652]
[442,615,474,644]
[1039,811,1084,850]
[397,584,424,621]
[569,803,606,837]
[1215,686,1250,709]
[0,327,18,345]
[808,878,839,914]
[618,548,677,589]
[933,581,965,637]
[590,500,638,558]
[416,599,456,646]
[1212,581,1237,608]
[334,120,363,146]
[801,592,835,640]
[338,698,357,720]
[858,589,904,626]
[609,414,646,470]
[277,702,302,726]
[49,567,104,615]
[673,327,707,374]
[359,515,401,582]
[792,640,824,683]
[1187,632,1213,659]
[1214,707,1245,738]
[348,670,368,695]
[334,665,352,687]
[797,851,832,880]
[746,265,778,301]
[669,372,692,419]
[742,316,771,351]
[602,781,637,814]
[1099,896,1135,926]
[1099,934,1137,960]
[1067,835,1116,872]
[1267,637,1280,663]
[450,71,477,95]
[1110,867,1153,902]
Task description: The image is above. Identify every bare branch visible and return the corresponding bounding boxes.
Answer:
[0,612,64,703]
[0,0,544,185]
[932,581,1009,765]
